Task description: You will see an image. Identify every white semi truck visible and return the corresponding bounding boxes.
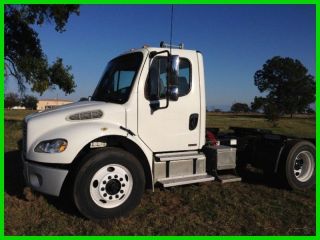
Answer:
[21,43,315,220]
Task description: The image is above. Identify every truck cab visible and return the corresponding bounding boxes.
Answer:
[22,43,315,220]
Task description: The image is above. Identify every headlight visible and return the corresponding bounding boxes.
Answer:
[34,139,68,153]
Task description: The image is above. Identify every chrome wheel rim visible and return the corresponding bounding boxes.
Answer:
[90,164,133,208]
[293,151,314,182]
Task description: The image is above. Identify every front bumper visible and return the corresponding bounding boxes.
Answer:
[22,157,69,197]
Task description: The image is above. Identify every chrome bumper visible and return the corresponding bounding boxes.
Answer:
[22,157,69,197]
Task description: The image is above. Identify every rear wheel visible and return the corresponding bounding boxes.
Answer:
[284,141,315,190]
[73,148,145,220]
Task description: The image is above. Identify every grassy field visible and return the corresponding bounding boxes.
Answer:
[4,110,315,235]
[206,112,315,138]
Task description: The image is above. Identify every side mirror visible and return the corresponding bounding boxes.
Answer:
[148,68,159,101]
[168,55,179,101]
[168,55,180,86]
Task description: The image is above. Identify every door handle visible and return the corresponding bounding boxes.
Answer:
[189,113,199,130]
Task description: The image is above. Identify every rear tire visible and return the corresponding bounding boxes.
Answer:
[73,148,145,220]
[284,141,315,190]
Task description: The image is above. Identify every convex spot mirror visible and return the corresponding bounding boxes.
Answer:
[168,85,179,101]
[168,55,180,101]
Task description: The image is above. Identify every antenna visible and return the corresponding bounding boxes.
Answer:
[160,5,184,50]
[169,5,174,55]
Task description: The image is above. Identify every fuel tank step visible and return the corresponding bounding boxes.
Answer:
[216,174,242,183]
[155,151,205,162]
[157,174,215,187]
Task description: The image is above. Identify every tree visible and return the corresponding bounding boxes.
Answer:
[5,5,79,95]
[263,97,281,127]
[306,107,315,114]
[254,56,315,118]
[5,92,20,109]
[231,102,250,113]
[22,95,38,109]
[250,96,265,112]
[79,97,89,101]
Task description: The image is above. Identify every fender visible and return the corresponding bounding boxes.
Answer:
[27,121,124,164]
[27,121,152,167]
[71,134,154,189]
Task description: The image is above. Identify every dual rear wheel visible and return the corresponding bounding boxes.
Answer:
[284,141,315,190]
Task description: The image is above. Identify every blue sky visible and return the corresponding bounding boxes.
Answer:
[6,5,315,110]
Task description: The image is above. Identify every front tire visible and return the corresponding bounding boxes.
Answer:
[73,148,145,220]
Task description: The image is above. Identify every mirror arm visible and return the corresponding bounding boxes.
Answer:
[150,84,170,113]
[150,95,169,113]
[149,50,171,113]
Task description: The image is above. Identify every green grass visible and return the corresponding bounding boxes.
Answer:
[206,112,315,138]
[4,110,315,235]
[4,109,36,121]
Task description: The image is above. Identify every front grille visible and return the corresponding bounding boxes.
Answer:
[22,120,27,155]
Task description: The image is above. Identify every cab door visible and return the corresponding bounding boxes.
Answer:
[137,50,201,152]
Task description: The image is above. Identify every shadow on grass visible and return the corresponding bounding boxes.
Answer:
[4,149,291,220]
[4,150,25,197]
[239,169,287,189]
[4,149,81,217]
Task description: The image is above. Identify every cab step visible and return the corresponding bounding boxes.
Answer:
[157,174,215,187]
[216,174,242,183]
[214,169,242,183]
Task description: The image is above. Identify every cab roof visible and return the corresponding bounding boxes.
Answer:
[122,46,198,56]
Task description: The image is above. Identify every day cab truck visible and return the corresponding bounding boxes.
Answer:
[21,43,315,220]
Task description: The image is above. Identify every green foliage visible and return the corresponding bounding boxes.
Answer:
[251,96,265,112]
[21,95,38,110]
[254,56,315,121]
[4,92,20,108]
[231,102,250,113]
[5,92,38,109]
[5,5,79,95]
[306,107,315,114]
[263,100,281,127]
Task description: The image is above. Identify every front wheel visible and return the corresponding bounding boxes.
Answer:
[284,141,315,190]
[73,148,145,220]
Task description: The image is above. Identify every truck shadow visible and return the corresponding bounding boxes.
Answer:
[4,149,81,217]
[238,168,287,189]
[4,150,25,198]
[5,149,296,218]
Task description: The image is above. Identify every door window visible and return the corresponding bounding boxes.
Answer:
[145,57,191,100]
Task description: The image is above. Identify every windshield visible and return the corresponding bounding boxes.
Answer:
[92,52,143,103]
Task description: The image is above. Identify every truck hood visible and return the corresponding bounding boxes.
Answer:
[25,100,113,122]
[24,101,126,152]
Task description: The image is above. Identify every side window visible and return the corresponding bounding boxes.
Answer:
[145,57,191,100]
[178,59,191,96]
